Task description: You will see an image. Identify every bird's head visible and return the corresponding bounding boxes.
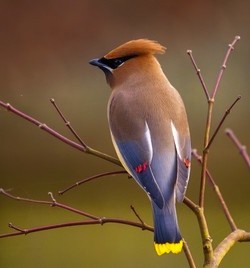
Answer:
[89,39,166,87]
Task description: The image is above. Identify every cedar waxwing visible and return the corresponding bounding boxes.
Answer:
[89,39,191,255]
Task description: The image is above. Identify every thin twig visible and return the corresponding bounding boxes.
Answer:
[8,223,27,233]
[206,96,241,150]
[58,170,127,195]
[1,186,195,266]
[187,50,210,100]
[188,37,240,265]
[183,196,198,214]
[130,205,146,228]
[0,188,98,220]
[0,188,153,239]
[199,99,213,208]
[185,196,213,264]
[0,100,121,166]
[184,195,213,265]
[211,36,241,100]
[0,218,154,239]
[50,98,88,149]
[225,129,250,169]
[192,150,238,231]
[183,239,197,268]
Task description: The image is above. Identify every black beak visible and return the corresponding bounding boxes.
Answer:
[89,58,113,75]
[89,58,102,68]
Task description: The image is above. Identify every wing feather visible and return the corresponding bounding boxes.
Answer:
[171,122,191,202]
[110,122,165,208]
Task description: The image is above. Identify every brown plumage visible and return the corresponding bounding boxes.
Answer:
[89,39,191,255]
[104,39,166,59]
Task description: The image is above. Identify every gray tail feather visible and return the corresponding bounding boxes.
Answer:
[152,201,182,244]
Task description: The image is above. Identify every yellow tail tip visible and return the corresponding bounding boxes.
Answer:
[154,240,183,255]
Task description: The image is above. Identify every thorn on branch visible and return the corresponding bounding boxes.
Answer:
[48,192,56,206]
[99,217,106,225]
[6,103,11,111]
[38,123,47,129]
[192,149,202,162]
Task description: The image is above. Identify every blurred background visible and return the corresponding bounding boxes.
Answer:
[0,0,249,267]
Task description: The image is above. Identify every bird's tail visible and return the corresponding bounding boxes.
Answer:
[152,200,183,255]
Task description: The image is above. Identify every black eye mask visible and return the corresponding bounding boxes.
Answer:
[99,54,137,70]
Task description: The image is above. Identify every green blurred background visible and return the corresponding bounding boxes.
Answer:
[0,1,249,267]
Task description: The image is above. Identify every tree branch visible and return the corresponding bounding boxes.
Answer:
[58,170,127,195]
[0,188,98,219]
[1,218,154,239]
[211,36,241,100]
[0,188,154,239]
[225,129,250,169]
[206,96,241,151]
[187,35,241,266]
[50,98,88,149]
[209,229,250,268]
[187,49,210,100]
[183,239,197,268]
[192,149,238,231]
[0,100,121,166]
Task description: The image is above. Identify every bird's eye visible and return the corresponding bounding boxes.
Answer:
[113,59,123,66]
[112,58,124,68]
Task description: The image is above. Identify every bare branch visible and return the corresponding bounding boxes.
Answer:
[190,37,241,265]
[225,129,250,169]
[0,100,121,166]
[192,150,238,231]
[50,98,88,149]
[197,36,240,213]
[0,218,154,239]
[0,189,197,267]
[199,100,213,209]
[8,223,27,234]
[209,229,250,268]
[0,188,98,220]
[130,205,146,228]
[206,96,241,150]
[187,50,210,100]
[183,239,197,268]
[184,194,213,264]
[59,170,127,195]
[0,188,153,239]
[211,36,241,100]
[183,196,198,214]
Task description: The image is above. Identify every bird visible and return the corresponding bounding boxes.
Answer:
[89,39,191,255]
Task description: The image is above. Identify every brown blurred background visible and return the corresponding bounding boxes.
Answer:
[0,1,249,267]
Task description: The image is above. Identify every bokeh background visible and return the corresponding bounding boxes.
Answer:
[0,1,249,267]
